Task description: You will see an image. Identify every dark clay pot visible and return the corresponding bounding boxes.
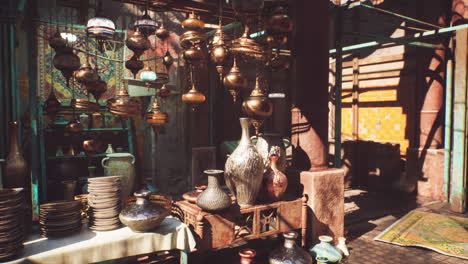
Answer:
[119,190,170,232]
[269,232,312,264]
[196,170,231,211]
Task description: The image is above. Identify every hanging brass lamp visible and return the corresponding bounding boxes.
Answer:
[182,12,205,31]
[126,28,151,58]
[125,55,144,79]
[44,88,62,119]
[75,61,99,85]
[155,24,170,40]
[210,26,230,80]
[182,68,205,111]
[107,83,142,118]
[146,96,169,133]
[49,31,67,52]
[242,75,273,135]
[223,58,247,103]
[53,46,81,86]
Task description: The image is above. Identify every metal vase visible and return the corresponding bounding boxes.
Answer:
[225,118,265,208]
[196,170,231,212]
[102,153,136,199]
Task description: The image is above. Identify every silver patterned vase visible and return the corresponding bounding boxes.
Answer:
[225,118,265,208]
[196,170,231,211]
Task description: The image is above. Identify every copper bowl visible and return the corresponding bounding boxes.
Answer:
[66,120,84,133]
[82,139,103,153]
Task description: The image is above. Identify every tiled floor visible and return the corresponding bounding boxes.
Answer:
[342,191,468,264]
[195,190,468,264]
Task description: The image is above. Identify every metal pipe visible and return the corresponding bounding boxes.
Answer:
[348,2,443,29]
[330,24,468,54]
[344,31,444,49]
[443,38,454,202]
[334,7,343,168]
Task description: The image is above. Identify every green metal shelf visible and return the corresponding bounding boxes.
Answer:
[44,127,128,133]
[47,153,108,161]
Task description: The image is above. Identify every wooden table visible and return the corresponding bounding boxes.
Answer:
[172,195,308,251]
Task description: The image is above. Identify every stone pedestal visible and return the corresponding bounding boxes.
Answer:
[300,168,345,243]
[406,147,445,201]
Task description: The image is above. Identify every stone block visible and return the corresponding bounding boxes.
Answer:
[300,168,345,243]
[406,148,445,201]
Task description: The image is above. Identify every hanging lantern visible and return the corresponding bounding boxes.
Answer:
[183,44,204,64]
[146,96,168,133]
[49,31,67,52]
[182,12,205,31]
[242,75,273,135]
[126,28,151,58]
[163,51,174,69]
[223,58,248,103]
[180,30,206,50]
[231,24,268,62]
[43,89,62,119]
[107,83,142,118]
[74,61,99,85]
[182,83,206,112]
[134,12,158,36]
[157,84,171,100]
[125,55,144,79]
[155,24,170,40]
[211,27,230,80]
[140,65,157,88]
[87,17,115,39]
[87,0,116,42]
[53,46,81,86]
[85,77,108,102]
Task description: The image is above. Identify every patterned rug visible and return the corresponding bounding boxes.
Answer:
[375,210,468,260]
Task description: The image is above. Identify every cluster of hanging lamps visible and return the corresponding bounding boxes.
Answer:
[180,12,206,111]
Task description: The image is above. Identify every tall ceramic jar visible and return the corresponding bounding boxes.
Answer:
[196,170,231,211]
[263,155,288,202]
[102,153,136,199]
[4,121,28,189]
[269,231,312,264]
[225,118,265,208]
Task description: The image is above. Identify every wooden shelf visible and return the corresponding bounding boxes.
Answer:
[45,127,128,133]
[47,153,108,161]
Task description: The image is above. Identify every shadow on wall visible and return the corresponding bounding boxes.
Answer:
[338,140,403,192]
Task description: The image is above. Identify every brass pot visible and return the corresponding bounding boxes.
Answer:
[125,28,150,57]
[49,31,67,52]
[180,30,205,49]
[53,46,81,86]
[74,62,99,85]
[223,59,247,103]
[183,45,205,64]
[155,24,170,40]
[83,138,103,154]
[125,56,144,78]
[182,13,205,31]
[66,119,84,133]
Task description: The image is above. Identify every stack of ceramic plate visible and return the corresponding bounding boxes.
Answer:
[87,176,122,231]
[39,200,82,238]
[0,188,25,261]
